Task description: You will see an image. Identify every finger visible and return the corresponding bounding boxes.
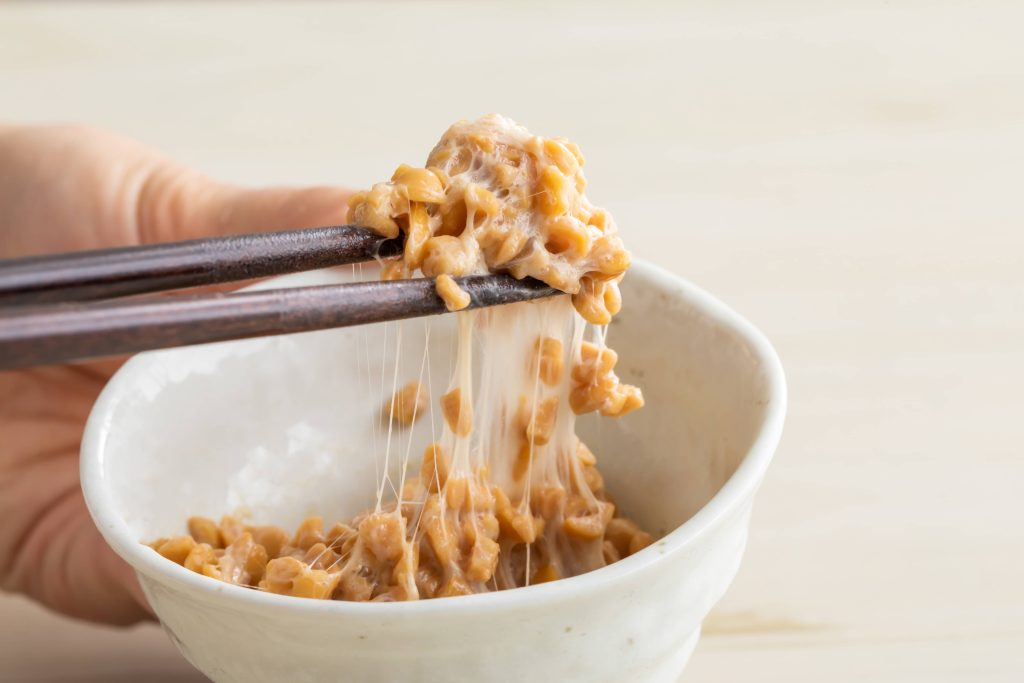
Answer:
[134,162,353,245]
[1,456,152,625]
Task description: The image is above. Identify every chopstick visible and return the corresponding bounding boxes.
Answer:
[0,275,560,370]
[0,225,403,306]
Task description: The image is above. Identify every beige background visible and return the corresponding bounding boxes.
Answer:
[1,1,1022,681]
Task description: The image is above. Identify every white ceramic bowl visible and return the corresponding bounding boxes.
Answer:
[81,261,785,683]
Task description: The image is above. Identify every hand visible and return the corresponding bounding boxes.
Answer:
[0,124,351,624]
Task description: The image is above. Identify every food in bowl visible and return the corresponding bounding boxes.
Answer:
[147,114,654,601]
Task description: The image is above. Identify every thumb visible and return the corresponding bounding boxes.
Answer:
[134,162,352,245]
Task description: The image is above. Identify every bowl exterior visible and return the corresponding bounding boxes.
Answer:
[82,261,785,683]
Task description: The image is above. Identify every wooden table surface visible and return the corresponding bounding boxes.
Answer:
[1,2,1022,681]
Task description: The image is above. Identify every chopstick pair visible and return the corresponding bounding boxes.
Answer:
[0,225,559,371]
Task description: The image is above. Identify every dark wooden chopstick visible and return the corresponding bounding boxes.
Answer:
[0,275,560,370]
[0,225,402,306]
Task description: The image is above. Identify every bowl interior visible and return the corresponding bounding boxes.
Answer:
[89,262,776,551]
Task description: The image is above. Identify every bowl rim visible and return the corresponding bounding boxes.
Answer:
[81,259,787,618]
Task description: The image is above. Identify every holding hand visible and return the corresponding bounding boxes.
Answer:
[0,124,351,624]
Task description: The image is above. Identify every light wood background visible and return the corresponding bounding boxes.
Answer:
[1,2,1022,681]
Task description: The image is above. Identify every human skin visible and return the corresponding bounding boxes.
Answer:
[0,124,351,624]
